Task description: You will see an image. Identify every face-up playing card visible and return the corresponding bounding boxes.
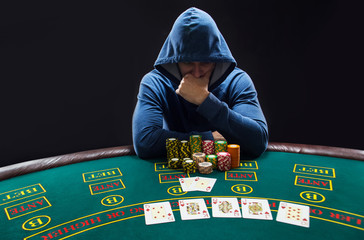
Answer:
[179,177,198,192]
[179,177,217,192]
[179,199,210,220]
[144,201,175,225]
[211,198,241,218]
[189,177,217,192]
[276,202,310,228]
[241,198,273,220]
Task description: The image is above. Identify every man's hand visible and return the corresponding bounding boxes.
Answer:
[175,71,212,105]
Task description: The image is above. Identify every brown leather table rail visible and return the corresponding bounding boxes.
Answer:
[0,143,363,181]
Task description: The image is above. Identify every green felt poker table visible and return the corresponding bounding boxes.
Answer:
[1,143,364,240]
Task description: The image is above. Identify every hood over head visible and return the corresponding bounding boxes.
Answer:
[154,7,237,89]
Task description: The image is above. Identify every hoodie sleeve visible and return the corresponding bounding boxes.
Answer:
[196,72,268,158]
[132,74,213,159]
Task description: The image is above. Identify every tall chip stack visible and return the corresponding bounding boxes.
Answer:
[190,135,202,154]
[179,140,191,164]
[227,144,240,169]
[166,138,180,168]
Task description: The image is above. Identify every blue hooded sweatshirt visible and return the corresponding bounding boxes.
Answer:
[132,7,268,159]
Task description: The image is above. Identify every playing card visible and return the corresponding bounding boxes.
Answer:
[241,198,273,220]
[276,202,310,227]
[179,199,210,220]
[144,201,175,225]
[179,177,197,192]
[188,177,217,192]
[211,197,241,218]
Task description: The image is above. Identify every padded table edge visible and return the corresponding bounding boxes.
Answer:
[1,143,363,181]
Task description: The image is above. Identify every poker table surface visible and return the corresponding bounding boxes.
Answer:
[1,143,364,240]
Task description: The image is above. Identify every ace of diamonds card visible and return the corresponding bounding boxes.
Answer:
[276,202,310,228]
[143,201,175,225]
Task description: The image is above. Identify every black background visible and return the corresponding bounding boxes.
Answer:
[1,1,363,167]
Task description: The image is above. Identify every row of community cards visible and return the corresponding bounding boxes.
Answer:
[144,198,310,228]
[179,177,217,192]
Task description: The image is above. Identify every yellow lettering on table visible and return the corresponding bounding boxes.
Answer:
[300,191,326,203]
[167,186,187,196]
[22,215,51,231]
[231,184,253,194]
[293,164,335,178]
[101,195,124,206]
[82,168,122,182]
[0,184,46,206]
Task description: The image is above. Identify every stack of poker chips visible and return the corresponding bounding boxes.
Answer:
[215,140,227,153]
[198,162,213,174]
[217,152,232,171]
[179,140,191,161]
[227,144,240,169]
[206,154,218,169]
[202,140,215,155]
[169,158,179,169]
[166,138,180,168]
[182,158,196,174]
[192,152,206,164]
[190,135,202,154]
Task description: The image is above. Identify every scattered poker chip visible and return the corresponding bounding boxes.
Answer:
[215,140,227,153]
[190,135,202,154]
[192,152,206,164]
[227,144,240,169]
[198,162,213,174]
[166,138,180,168]
[202,140,215,155]
[206,154,218,169]
[217,152,231,171]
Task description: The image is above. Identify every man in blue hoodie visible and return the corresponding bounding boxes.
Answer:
[132,7,268,159]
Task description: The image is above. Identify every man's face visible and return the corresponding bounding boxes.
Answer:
[178,62,215,78]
